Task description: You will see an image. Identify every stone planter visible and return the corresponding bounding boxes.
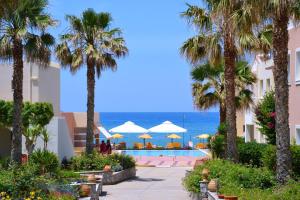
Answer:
[102,167,136,185]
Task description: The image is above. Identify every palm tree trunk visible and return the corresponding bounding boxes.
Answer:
[224,27,238,162]
[86,57,95,154]
[273,6,291,184]
[11,37,24,164]
[220,105,226,124]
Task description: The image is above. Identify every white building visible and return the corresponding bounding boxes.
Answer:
[244,55,274,143]
[0,62,74,160]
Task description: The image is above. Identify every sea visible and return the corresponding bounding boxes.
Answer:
[99,112,219,148]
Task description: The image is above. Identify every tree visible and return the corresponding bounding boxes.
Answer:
[56,9,128,154]
[192,60,256,124]
[181,2,260,161]
[255,91,276,145]
[242,0,300,184]
[0,0,55,163]
[0,100,54,155]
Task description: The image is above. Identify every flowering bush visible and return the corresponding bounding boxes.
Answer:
[255,91,276,145]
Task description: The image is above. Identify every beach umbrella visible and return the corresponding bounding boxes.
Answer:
[109,121,148,133]
[138,133,152,147]
[195,134,210,143]
[148,121,187,146]
[98,126,112,139]
[167,133,181,143]
[111,133,123,143]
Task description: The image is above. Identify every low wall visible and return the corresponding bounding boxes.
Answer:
[102,167,136,185]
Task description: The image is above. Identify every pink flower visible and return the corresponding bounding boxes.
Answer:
[267,122,275,129]
[269,112,276,118]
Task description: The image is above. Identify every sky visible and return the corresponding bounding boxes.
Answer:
[48,0,210,112]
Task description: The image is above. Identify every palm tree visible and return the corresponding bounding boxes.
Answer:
[192,60,256,124]
[0,0,55,163]
[242,0,300,184]
[181,2,260,161]
[56,9,128,154]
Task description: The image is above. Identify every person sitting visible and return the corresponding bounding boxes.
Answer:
[100,140,106,154]
[106,140,112,154]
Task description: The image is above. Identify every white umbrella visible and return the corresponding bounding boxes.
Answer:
[149,121,187,147]
[109,121,148,133]
[148,121,187,133]
[98,126,112,139]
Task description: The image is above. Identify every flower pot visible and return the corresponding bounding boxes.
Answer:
[80,185,91,197]
[224,196,238,200]
[87,174,96,183]
[104,165,112,172]
[207,179,217,192]
[218,194,225,199]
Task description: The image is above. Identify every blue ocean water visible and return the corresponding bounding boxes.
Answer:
[99,112,219,147]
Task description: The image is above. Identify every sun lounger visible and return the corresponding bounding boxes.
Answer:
[195,143,207,149]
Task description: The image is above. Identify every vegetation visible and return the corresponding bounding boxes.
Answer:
[55,9,128,154]
[255,91,276,145]
[0,0,56,163]
[29,149,60,175]
[183,159,300,200]
[0,100,54,154]
[191,60,256,124]
[70,151,135,171]
[181,2,263,161]
[241,0,300,183]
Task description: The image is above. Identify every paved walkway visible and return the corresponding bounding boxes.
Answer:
[101,167,192,200]
[134,156,197,167]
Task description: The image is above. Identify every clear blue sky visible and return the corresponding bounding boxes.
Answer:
[49,0,210,112]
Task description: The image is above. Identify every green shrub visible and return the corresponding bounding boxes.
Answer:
[183,159,276,194]
[262,145,300,177]
[209,135,225,158]
[29,149,59,175]
[70,151,135,171]
[218,123,227,135]
[0,157,10,170]
[238,142,267,167]
[262,145,276,171]
[255,91,276,145]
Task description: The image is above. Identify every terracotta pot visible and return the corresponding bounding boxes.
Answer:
[218,194,225,199]
[224,196,238,200]
[202,168,209,181]
[207,179,217,192]
[104,165,111,172]
[80,185,91,197]
[87,174,96,183]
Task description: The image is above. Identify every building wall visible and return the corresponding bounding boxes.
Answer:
[0,63,60,116]
[288,26,300,145]
[244,56,274,143]
[236,110,245,137]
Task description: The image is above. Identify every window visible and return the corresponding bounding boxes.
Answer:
[266,79,271,92]
[296,51,300,82]
[296,127,300,145]
[259,80,264,97]
[288,54,291,82]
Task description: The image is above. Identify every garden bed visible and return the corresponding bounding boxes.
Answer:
[102,167,136,185]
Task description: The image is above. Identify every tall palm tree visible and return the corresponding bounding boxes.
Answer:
[181,2,259,161]
[242,0,300,184]
[0,0,55,163]
[56,9,128,154]
[192,60,256,124]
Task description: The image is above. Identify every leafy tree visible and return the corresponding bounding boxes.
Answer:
[255,91,276,145]
[0,0,55,163]
[241,0,300,184]
[181,2,263,161]
[56,9,128,154]
[192,60,256,124]
[0,100,53,154]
